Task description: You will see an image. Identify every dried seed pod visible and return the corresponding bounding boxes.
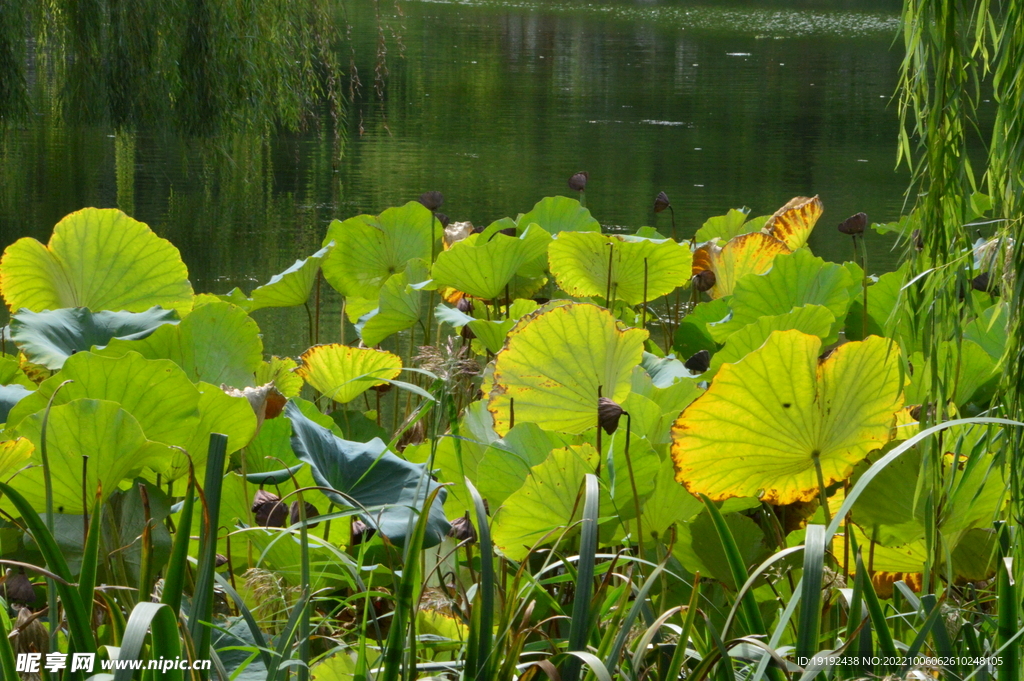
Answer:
[448,513,477,543]
[13,607,48,657]
[972,272,997,294]
[692,269,717,293]
[252,490,287,528]
[1,570,36,606]
[351,518,376,545]
[568,171,589,192]
[456,296,474,314]
[460,324,477,340]
[498,226,517,238]
[654,191,671,213]
[214,554,229,568]
[372,382,393,394]
[683,349,711,374]
[419,191,444,211]
[435,212,450,228]
[837,212,867,235]
[290,500,320,528]
[597,397,625,435]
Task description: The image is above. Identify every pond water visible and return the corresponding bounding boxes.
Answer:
[0,0,908,355]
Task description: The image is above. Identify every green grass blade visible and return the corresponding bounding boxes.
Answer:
[563,474,600,681]
[212,571,274,670]
[605,562,665,673]
[78,489,103,624]
[187,433,229,676]
[0,605,18,681]
[464,478,495,681]
[161,472,195,615]
[699,494,765,636]
[856,551,898,665]
[113,602,184,681]
[796,524,825,663]
[996,522,1018,681]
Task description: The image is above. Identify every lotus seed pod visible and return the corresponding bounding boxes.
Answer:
[568,171,588,192]
[597,397,625,435]
[290,500,320,528]
[684,349,710,374]
[252,489,287,528]
[654,191,671,213]
[419,191,444,211]
[837,212,867,235]
[448,513,477,542]
[692,269,717,293]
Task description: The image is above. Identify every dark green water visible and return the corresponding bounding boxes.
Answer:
[0,0,908,354]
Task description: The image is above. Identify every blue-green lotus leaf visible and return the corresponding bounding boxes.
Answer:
[0,384,32,423]
[286,401,450,548]
[10,307,180,370]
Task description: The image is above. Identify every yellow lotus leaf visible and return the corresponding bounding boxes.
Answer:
[671,330,903,505]
[761,195,823,250]
[297,344,402,404]
[691,232,791,298]
[0,437,33,480]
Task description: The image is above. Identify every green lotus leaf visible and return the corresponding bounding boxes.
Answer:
[693,208,751,243]
[467,299,540,354]
[474,422,571,508]
[709,248,855,342]
[433,227,552,301]
[706,305,835,376]
[516,196,600,234]
[0,384,32,423]
[11,399,174,512]
[256,356,304,398]
[5,351,202,451]
[0,354,33,388]
[844,263,910,342]
[672,331,903,505]
[905,340,997,408]
[672,510,767,590]
[951,529,998,581]
[286,401,450,548]
[833,524,927,578]
[8,307,180,371]
[0,437,33,480]
[297,344,402,404]
[964,301,1008,362]
[169,382,258,480]
[321,202,435,299]
[488,303,648,435]
[356,259,430,347]
[98,301,263,387]
[220,244,332,312]
[673,298,729,358]
[548,233,693,305]
[0,208,193,314]
[247,528,354,591]
[642,456,704,544]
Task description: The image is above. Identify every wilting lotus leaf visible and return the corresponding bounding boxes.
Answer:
[964,301,1008,362]
[0,208,193,314]
[0,354,33,388]
[11,399,173,512]
[357,259,430,348]
[0,437,32,480]
[548,232,693,305]
[5,351,201,450]
[905,340,997,408]
[286,401,449,547]
[256,356,304,398]
[297,344,402,404]
[709,248,855,342]
[516,196,601,234]
[760,195,823,250]
[691,232,791,299]
[0,384,32,423]
[9,307,180,370]
[220,244,331,312]
[488,303,648,435]
[672,331,903,504]
[432,228,551,301]
[99,301,263,387]
[706,305,835,376]
[320,202,434,299]
[693,208,752,243]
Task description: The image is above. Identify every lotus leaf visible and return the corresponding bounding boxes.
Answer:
[9,307,180,370]
[433,227,551,301]
[693,208,751,243]
[844,264,908,341]
[220,244,331,312]
[99,301,263,387]
[11,399,174,512]
[672,510,768,590]
[0,384,33,423]
[0,353,33,388]
[256,356,304,398]
[320,202,435,299]
[642,456,704,544]
[170,382,258,480]
[691,232,791,299]
[356,259,430,347]
[474,423,571,508]
[0,208,193,314]
[706,305,835,375]
[760,195,823,249]
[297,344,401,404]
[905,340,997,407]
[286,401,450,548]
[548,232,693,305]
[673,298,729,358]
[0,437,32,479]
[672,330,903,504]
[964,301,1008,362]
[488,303,647,435]
[831,525,927,578]
[708,248,855,342]
[516,196,600,234]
